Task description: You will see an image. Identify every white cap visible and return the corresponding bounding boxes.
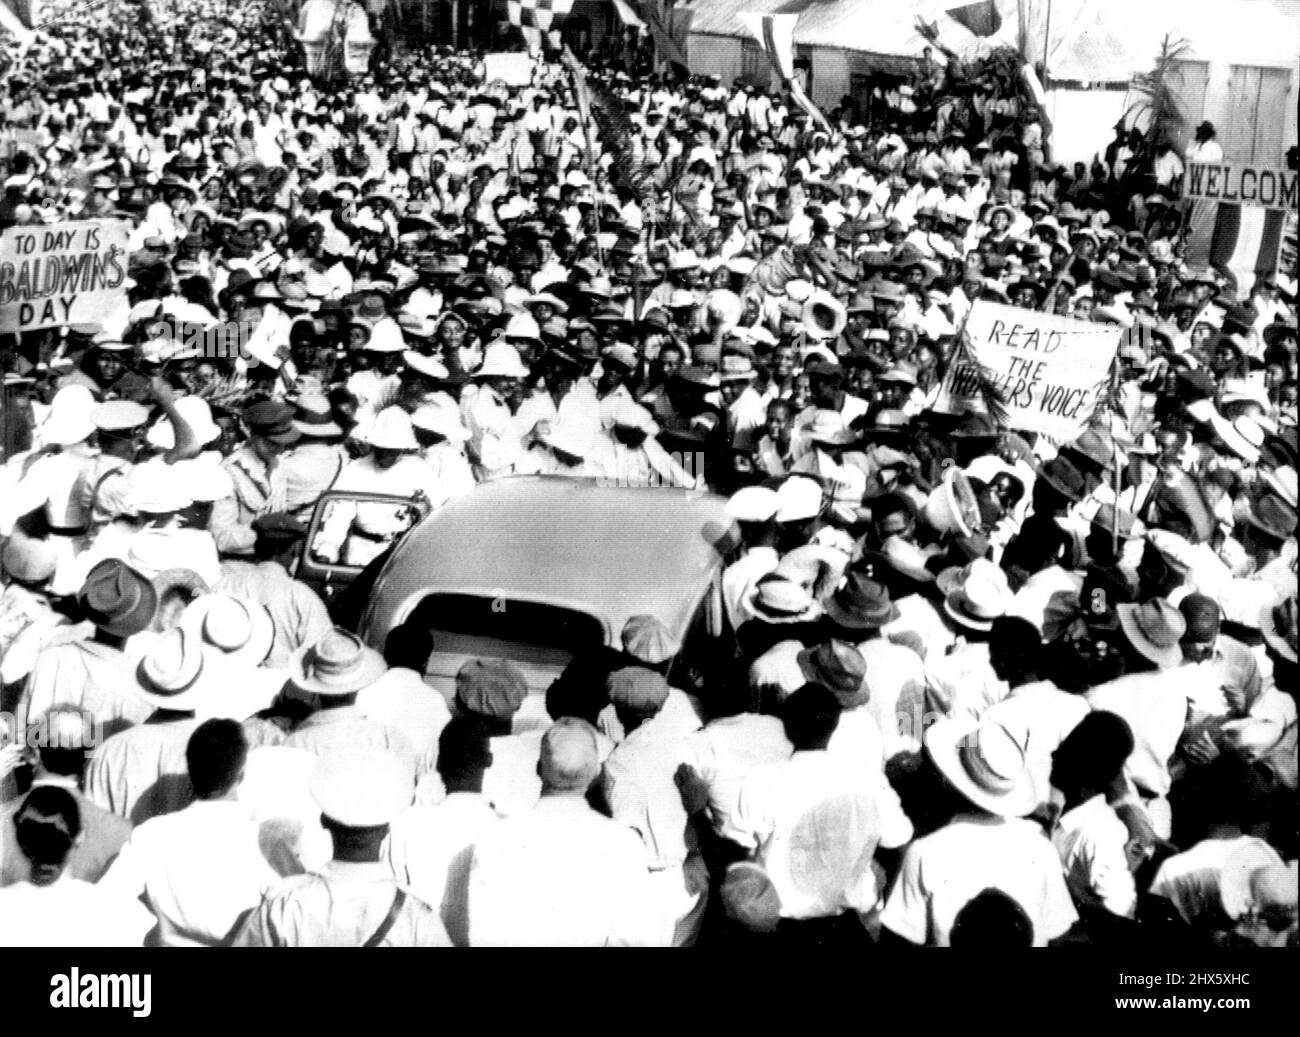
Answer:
[727,486,780,523]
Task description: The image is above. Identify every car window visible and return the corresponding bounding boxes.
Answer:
[407,593,606,672]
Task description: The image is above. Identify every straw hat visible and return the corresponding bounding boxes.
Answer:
[1116,599,1187,668]
[744,574,823,624]
[1260,596,1298,664]
[290,628,387,697]
[943,568,1011,632]
[926,717,1038,818]
[181,593,275,668]
[135,627,215,713]
[924,467,982,538]
[292,394,344,438]
[1218,839,1294,922]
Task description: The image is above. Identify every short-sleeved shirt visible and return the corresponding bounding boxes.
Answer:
[233,860,451,947]
[880,812,1078,946]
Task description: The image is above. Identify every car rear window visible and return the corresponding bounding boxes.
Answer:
[407,593,606,669]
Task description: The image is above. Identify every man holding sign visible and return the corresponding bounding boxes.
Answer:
[934,302,1123,444]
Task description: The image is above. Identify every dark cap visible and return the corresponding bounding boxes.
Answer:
[455,658,528,719]
[252,512,308,542]
[243,401,301,444]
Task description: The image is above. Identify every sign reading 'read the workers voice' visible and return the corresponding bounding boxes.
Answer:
[934,301,1122,441]
[0,219,130,333]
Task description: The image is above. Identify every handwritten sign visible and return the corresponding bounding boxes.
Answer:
[1186,164,1297,212]
[482,51,535,87]
[934,302,1122,441]
[0,220,130,333]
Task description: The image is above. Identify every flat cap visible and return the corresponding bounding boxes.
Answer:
[605,666,670,717]
[455,658,528,719]
[620,614,681,666]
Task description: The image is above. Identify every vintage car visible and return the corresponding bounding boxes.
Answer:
[299,476,739,706]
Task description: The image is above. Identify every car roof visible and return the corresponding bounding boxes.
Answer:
[364,476,737,646]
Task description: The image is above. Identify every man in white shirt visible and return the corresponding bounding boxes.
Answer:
[467,718,661,946]
[982,617,1090,811]
[356,623,451,768]
[727,686,908,943]
[1049,712,1139,924]
[880,716,1078,946]
[1185,121,1224,167]
[101,719,280,946]
[721,487,781,631]
[600,667,707,946]
[0,787,154,948]
[384,717,499,947]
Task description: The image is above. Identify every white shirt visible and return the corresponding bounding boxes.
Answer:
[731,750,895,920]
[101,799,280,946]
[600,705,702,872]
[467,795,661,946]
[384,791,500,947]
[685,713,792,846]
[1052,794,1136,918]
[0,875,155,947]
[1086,669,1191,798]
[355,666,451,763]
[722,547,780,630]
[984,680,1090,810]
[881,813,1079,946]
[925,641,1009,722]
[856,638,927,759]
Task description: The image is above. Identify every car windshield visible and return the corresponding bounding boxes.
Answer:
[408,593,606,672]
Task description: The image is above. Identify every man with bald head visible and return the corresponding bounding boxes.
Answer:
[466,718,661,946]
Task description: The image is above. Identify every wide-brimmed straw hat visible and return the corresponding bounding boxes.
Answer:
[926,716,1038,818]
[290,628,387,697]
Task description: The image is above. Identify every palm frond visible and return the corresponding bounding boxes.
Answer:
[195,373,251,415]
[1124,34,1191,146]
[951,328,1011,429]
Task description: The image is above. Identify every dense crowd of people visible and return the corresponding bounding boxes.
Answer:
[0,0,1296,947]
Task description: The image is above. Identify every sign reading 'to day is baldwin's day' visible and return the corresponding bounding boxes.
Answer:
[1185,163,1297,211]
[0,220,130,333]
[934,302,1122,441]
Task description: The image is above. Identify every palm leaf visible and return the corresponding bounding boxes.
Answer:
[1123,34,1192,148]
[949,327,1011,429]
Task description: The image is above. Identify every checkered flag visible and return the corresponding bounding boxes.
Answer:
[507,0,575,51]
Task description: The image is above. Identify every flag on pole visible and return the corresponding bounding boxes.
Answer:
[506,0,574,52]
[946,0,1002,37]
[0,0,39,41]
[639,0,690,71]
[1186,200,1288,292]
[739,11,833,135]
[611,0,645,29]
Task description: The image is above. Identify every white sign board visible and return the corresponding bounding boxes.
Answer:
[934,302,1122,441]
[482,51,535,87]
[0,220,131,334]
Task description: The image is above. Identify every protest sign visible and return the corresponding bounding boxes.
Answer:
[483,51,535,87]
[1185,164,1297,212]
[0,220,130,333]
[933,302,1122,441]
